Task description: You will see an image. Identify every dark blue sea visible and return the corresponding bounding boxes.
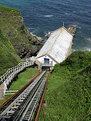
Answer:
[0,0,91,51]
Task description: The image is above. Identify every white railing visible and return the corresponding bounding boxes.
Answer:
[0,57,36,99]
[0,57,35,85]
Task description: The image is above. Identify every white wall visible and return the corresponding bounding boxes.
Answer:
[36,27,73,67]
[37,55,57,66]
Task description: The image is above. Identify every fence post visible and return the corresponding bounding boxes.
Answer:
[0,57,35,99]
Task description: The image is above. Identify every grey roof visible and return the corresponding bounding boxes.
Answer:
[37,27,73,63]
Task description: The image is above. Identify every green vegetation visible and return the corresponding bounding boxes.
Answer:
[0,5,24,75]
[0,5,20,15]
[0,5,43,76]
[39,51,91,121]
[0,67,38,105]
[9,67,38,90]
[0,29,21,76]
[0,95,12,105]
[0,5,42,59]
[0,5,31,45]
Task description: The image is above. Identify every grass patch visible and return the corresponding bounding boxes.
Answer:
[0,95,11,105]
[0,30,21,76]
[0,5,41,76]
[39,51,91,121]
[9,67,38,90]
[0,67,38,105]
[0,5,20,15]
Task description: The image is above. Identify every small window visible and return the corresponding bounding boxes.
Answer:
[44,58,50,64]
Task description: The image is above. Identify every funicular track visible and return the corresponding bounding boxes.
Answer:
[0,71,48,121]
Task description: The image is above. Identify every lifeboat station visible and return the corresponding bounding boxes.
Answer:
[35,26,75,70]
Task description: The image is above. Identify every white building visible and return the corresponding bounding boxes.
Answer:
[36,26,73,69]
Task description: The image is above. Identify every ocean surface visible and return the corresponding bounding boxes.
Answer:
[0,0,91,51]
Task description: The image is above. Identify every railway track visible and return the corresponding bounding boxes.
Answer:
[0,71,48,121]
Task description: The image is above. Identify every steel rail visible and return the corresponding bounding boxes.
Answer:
[35,72,49,121]
[0,71,42,111]
[0,71,46,121]
[20,73,48,121]
[12,72,46,121]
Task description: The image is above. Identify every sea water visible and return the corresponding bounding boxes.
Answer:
[0,0,91,51]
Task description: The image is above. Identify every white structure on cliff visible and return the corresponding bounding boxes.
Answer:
[36,26,73,69]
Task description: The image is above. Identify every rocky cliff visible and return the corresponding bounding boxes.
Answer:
[0,5,44,75]
[0,5,44,58]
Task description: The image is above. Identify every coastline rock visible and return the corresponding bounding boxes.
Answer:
[68,25,77,36]
[0,5,44,59]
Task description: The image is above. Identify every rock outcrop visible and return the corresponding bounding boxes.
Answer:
[0,5,44,59]
[0,5,44,75]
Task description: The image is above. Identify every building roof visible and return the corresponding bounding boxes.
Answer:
[36,26,73,63]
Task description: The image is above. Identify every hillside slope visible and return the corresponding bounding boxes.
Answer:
[39,51,91,121]
[0,29,21,76]
[0,5,44,58]
[0,5,43,75]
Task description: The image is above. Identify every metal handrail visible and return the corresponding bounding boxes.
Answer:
[0,57,34,84]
